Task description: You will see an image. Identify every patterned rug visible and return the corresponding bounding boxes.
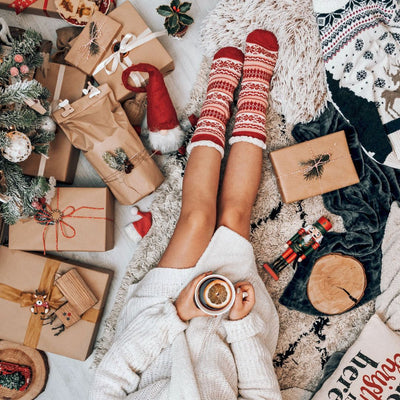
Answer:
[94,0,376,395]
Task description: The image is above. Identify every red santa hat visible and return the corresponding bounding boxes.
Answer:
[122,63,185,154]
[124,207,152,243]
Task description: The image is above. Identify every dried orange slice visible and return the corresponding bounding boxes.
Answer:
[203,279,232,309]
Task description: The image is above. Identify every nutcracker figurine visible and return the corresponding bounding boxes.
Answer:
[263,216,332,281]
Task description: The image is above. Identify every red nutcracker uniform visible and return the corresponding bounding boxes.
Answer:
[263,217,332,281]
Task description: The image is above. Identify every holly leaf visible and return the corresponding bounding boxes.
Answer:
[169,22,180,35]
[168,13,179,28]
[179,2,191,12]
[157,5,173,17]
[170,0,180,8]
[179,13,194,25]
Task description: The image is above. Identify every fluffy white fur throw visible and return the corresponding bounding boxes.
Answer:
[94,0,379,393]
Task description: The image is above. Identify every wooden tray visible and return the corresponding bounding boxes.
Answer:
[0,341,48,399]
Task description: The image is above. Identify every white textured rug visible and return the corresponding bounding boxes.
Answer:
[94,0,376,394]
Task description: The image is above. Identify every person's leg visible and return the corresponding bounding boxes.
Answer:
[158,47,244,269]
[218,30,279,239]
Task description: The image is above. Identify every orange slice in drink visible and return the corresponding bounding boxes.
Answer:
[203,279,232,309]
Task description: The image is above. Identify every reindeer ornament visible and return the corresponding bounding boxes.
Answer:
[30,291,49,315]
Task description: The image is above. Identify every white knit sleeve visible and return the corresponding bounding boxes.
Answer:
[90,300,187,400]
[223,313,282,400]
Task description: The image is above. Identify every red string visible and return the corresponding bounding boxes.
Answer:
[34,188,113,254]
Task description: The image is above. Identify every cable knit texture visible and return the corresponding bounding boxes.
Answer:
[90,227,281,400]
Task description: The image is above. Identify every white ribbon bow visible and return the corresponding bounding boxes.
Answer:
[93,28,166,87]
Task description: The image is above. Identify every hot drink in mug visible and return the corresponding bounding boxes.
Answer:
[194,274,236,316]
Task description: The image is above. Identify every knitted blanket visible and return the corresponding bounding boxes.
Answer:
[94,0,391,394]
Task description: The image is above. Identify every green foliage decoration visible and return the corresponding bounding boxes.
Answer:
[157,0,194,36]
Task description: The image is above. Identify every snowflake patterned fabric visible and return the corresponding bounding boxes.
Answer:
[313,0,400,168]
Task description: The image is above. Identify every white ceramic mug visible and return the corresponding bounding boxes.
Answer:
[194,274,236,316]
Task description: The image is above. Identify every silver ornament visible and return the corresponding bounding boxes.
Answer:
[40,116,57,134]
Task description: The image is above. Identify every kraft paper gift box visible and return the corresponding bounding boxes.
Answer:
[8,187,114,252]
[269,131,360,203]
[52,83,164,205]
[0,245,113,360]
[19,63,87,183]
[65,2,174,102]
[0,0,61,20]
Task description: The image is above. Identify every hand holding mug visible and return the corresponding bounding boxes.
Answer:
[175,272,213,322]
[229,282,255,321]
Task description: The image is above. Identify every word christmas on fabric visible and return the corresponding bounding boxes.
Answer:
[327,351,400,400]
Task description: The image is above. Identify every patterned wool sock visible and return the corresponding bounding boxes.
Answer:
[229,29,279,149]
[187,47,244,158]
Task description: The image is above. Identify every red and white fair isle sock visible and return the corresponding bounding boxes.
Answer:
[187,47,244,158]
[229,30,279,149]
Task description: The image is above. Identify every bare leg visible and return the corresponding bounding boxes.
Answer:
[217,143,263,239]
[158,147,221,268]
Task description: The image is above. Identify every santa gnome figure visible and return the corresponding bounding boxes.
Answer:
[124,207,153,243]
[122,63,185,154]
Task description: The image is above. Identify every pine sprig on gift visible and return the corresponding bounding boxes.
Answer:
[299,153,331,181]
[0,109,42,131]
[103,148,134,173]
[88,22,100,56]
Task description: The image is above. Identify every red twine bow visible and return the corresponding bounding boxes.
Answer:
[34,188,112,254]
[8,0,49,16]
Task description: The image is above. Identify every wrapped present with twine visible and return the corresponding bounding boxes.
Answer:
[52,83,164,205]
[0,245,113,360]
[19,62,87,183]
[8,187,114,252]
[65,2,174,102]
[269,130,360,203]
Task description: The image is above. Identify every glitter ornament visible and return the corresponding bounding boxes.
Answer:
[9,67,19,76]
[20,65,29,74]
[14,54,23,63]
[1,130,32,162]
[40,116,57,134]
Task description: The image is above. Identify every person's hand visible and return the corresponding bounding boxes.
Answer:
[175,271,213,322]
[229,282,255,321]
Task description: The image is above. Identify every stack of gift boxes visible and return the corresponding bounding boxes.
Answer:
[0,1,174,361]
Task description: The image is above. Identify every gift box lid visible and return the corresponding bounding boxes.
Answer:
[269,130,360,203]
[0,245,113,360]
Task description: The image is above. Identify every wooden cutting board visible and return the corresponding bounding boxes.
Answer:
[307,253,366,315]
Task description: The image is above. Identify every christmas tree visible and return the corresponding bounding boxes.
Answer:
[0,23,56,225]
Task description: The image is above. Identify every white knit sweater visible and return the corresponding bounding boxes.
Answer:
[90,226,282,400]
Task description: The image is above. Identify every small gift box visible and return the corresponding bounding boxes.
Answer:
[0,245,113,360]
[269,131,360,203]
[0,0,61,19]
[52,84,164,205]
[19,63,87,183]
[8,187,114,252]
[65,2,174,102]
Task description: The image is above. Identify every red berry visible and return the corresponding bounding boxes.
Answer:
[177,8,180,12]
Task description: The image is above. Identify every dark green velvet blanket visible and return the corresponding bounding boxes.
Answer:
[279,103,400,315]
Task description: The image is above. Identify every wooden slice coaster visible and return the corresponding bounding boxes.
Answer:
[0,341,49,400]
[307,253,367,315]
